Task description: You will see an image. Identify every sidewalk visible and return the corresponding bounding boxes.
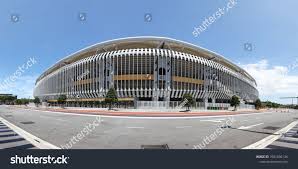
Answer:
[14,105,268,117]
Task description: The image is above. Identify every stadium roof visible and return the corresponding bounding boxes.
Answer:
[36,36,256,85]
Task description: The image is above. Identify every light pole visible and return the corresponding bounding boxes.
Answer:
[280,97,298,106]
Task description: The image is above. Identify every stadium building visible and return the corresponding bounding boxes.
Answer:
[33,37,258,109]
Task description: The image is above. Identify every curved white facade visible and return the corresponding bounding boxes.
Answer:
[33,37,258,105]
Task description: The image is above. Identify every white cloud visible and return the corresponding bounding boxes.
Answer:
[0,75,38,99]
[240,59,298,104]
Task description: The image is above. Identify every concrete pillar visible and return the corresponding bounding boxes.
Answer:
[134,97,138,109]
[204,98,208,110]
[152,55,158,102]
[107,57,113,89]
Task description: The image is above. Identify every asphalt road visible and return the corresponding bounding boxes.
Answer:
[0,105,297,149]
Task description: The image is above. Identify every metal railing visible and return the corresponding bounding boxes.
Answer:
[136,101,236,110]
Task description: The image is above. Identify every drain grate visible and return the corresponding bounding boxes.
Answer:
[20,121,35,125]
[4,115,12,117]
[263,126,280,130]
[221,125,231,129]
[141,144,169,149]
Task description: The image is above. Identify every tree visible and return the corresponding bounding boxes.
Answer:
[15,98,29,105]
[105,88,118,110]
[57,95,67,108]
[262,101,281,108]
[182,93,195,111]
[0,95,17,104]
[15,99,22,105]
[94,101,101,108]
[255,99,262,110]
[22,99,29,105]
[33,97,41,107]
[230,95,240,111]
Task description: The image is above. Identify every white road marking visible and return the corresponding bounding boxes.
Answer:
[0,116,60,149]
[56,118,67,122]
[200,119,226,123]
[238,123,264,130]
[127,127,144,129]
[242,120,298,149]
[175,126,192,129]
[40,115,67,122]
[39,115,52,119]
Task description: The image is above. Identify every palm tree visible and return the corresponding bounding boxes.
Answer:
[182,94,195,111]
[230,95,240,111]
[255,99,262,110]
[57,95,67,108]
[105,88,118,110]
[33,97,41,107]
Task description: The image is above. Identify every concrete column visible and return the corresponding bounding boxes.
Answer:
[204,98,208,110]
[152,54,158,101]
[107,56,113,89]
[134,97,139,109]
[165,57,171,109]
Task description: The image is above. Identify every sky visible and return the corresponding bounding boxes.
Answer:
[0,0,297,104]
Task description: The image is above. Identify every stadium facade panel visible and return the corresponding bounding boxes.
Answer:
[33,37,258,106]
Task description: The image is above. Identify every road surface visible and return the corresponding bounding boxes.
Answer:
[0,105,297,149]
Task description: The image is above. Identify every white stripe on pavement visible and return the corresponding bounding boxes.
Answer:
[175,126,192,129]
[242,120,298,149]
[0,116,60,149]
[127,127,144,129]
[200,119,225,123]
[238,123,264,130]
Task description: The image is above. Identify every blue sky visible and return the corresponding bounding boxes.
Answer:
[0,0,297,104]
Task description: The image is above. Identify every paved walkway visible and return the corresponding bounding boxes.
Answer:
[13,106,269,117]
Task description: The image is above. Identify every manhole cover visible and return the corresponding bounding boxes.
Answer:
[20,121,35,125]
[141,144,169,149]
[263,126,280,130]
